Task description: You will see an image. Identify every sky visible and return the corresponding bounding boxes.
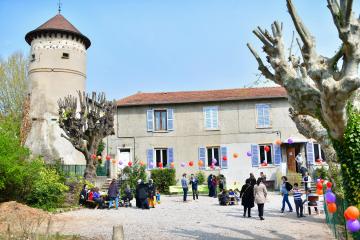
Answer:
[0,0,358,100]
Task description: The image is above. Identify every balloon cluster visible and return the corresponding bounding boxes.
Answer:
[316,178,325,195]
[325,181,336,213]
[345,206,360,233]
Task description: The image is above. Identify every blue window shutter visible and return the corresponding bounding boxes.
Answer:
[204,108,211,129]
[264,105,270,127]
[306,142,315,165]
[167,109,174,131]
[273,144,282,166]
[147,149,154,170]
[167,148,174,167]
[198,147,206,170]
[251,144,259,167]
[212,107,219,129]
[220,146,228,169]
[146,110,154,131]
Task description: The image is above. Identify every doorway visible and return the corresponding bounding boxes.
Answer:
[286,144,301,173]
[117,148,131,169]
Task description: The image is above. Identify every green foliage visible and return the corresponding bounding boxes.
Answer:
[332,105,360,207]
[313,166,327,180]
[150,168,176,194]
[120,164,147,193]
[196,171,206,185]
[96,140,105,156]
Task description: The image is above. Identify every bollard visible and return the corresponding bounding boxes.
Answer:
[112,225,124,240]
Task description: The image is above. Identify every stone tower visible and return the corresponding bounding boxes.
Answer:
[24,13,91,164]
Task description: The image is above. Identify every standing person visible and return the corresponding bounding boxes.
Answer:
[247,173,257,186]
[79,184,88,206]
[240,179,255,218]
[260,172,267,182]
[181,173,188,202]
[135,179,142,208]
[108,179,119,210]
[280,176,293,213]
[295,153,303,173]
[254,178,267,220]
[292,183,305,218]
[138,180,149,209]
[302,172,312,192]
[219,176,225,192]
[148,179,156,208]
[207,174,213,197]
[190,174,199,200]
[211,175,218,198]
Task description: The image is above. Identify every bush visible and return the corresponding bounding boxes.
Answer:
[314,166,327,180]
[196,171,206,185]
[120,164,147,193]
[150,168,176,194]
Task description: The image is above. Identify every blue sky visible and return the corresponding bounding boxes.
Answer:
[0,0,357,100]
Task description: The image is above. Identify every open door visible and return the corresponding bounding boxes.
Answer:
[286,147,296,172]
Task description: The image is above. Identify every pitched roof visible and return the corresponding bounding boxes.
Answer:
[117,87,287,107]
[25,14,91,49]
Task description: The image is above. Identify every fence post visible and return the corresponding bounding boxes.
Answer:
[112,225,124,240]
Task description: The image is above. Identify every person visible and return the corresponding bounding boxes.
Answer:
[234,188,241,202]
[88,188,94,201]
[190,174,199,200]
[121,184,133,207]
[305,189,319,215]
[219,176,225,192]
[156,190,161,204]
[247,173,257,187]
[219,189,229,206]
[79,184,88,206]
[302,172,312,192]
[280,176,293,213]
[93,187,104,209]
[295,153,303,172]
[240,179,255,218]
[254,178,267,220]
[228,189,236,205]
[148,179,156,208]
[292,183,305,218]
[211,175,218,198]
[260,172,267,182]
[137,180,149,209]
[135,179,142,208]
[108,179,119,210]
[181,173,188,202]
[207,174,213,197]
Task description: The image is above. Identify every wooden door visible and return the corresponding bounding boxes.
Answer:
[287,147,296,172]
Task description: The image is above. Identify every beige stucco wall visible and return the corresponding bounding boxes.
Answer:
[25,35,87,164]
[107,98,308,184]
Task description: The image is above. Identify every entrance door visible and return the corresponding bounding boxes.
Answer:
[117,148,131,170]
[287,147,296,172]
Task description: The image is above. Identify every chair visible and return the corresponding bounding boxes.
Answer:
[303,194,323,215]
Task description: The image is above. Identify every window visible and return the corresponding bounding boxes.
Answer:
[256,104,271,128]
[204,106,219,130]
[31,54,35,62]
[155,148,168,167]
[154,110,167,131]
[207,147,220,167]
[259,145,273,164]
[62,52,69,59]
[314,143,325,161]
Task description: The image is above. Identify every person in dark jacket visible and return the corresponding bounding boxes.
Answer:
[148,179,156,208]
[247,173,257,187]
[79,184,88,206]
[211,175,218,198]
[240,179,255,217]
[135,179,142,208]
[207,174,213,197]
[137,180,149,209]
[190,174,199,200]
[108,179,119,209]
[219,189,229,205]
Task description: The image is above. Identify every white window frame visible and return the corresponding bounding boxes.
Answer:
[258,144,273,165]
[313,143,324,161]
[206,146,220,168]
[255,103,271,129]
[153,109,168,132]
[154,148,168,168]
[203,106,219,130]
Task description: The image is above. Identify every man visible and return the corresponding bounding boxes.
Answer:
[295,153,303,173]
[181,173,188,202]
[302,171,312,192]
[107,179,119,209]
[190,174,199,200]
[137,180,149,209]
[260,172,267,182]
[207,174,213,197]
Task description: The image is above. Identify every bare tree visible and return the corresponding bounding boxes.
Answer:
[247,0,360,159]
[58,91,115,182]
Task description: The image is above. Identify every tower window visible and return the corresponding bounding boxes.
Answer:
[62,53,69,59]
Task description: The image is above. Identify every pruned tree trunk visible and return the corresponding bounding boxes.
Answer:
[58,91,115,183]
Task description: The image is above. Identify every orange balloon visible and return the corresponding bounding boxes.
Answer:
[316,189,323,195]
[139,161,145,166]
[170,162,175,168]
[344,206,360,220]
[328,203,337,213]
[275,139,282,145]
[233,153,238,158]
[198,160,203,167]
[111,159,116,164]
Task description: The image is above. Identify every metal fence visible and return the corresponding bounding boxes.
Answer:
[60,164,109,177]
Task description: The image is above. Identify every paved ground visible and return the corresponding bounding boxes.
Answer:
[52,193,333,240]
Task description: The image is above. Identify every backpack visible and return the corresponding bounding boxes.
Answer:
[285,182,293,191]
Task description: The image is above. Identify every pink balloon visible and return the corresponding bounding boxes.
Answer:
[180,162,186,167]
[212,158,217,164]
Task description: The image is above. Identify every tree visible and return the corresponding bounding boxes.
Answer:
[247,0,359,205]
[58,91,115,182]
[0,52,28,119]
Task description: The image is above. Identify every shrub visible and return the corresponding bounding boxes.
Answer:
[120,164,147,193]
[196,171,206,185]
[150,168,176,194]
[313,166,327,180]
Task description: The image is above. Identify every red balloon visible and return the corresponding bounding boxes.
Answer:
[316,182,323,190]
[128,161,133,167]
[158,162,163,168]
[264,146,270,152]
[91,154,96,159]
[326,182,332,189]
[320,179,325,183]
[328,203,337,213]
[222,156,227,161]
[189,161,194,167]
[106,155,111,161]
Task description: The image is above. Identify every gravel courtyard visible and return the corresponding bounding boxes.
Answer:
[53,193,333,240]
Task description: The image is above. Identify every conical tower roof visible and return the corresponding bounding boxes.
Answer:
[25,14,91,49]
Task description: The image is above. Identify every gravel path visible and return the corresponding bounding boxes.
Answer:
[52,193,333,240]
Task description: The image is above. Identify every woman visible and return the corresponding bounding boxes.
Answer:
[148,179,156,208]
[108,179,119,209]
[93,187,104,209]
[240,179,254,217]
[211,175,218,198]
[254,178,267,220]
[79,184,88,206]
[280,176,293,213]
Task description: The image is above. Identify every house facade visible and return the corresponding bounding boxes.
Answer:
[107,87,325,185]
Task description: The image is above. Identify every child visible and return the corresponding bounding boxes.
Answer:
[156,191,161,204]
[305,189,319,215]
[292,183,305,218]
[234,188,241,202]
[228,189,236,205]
